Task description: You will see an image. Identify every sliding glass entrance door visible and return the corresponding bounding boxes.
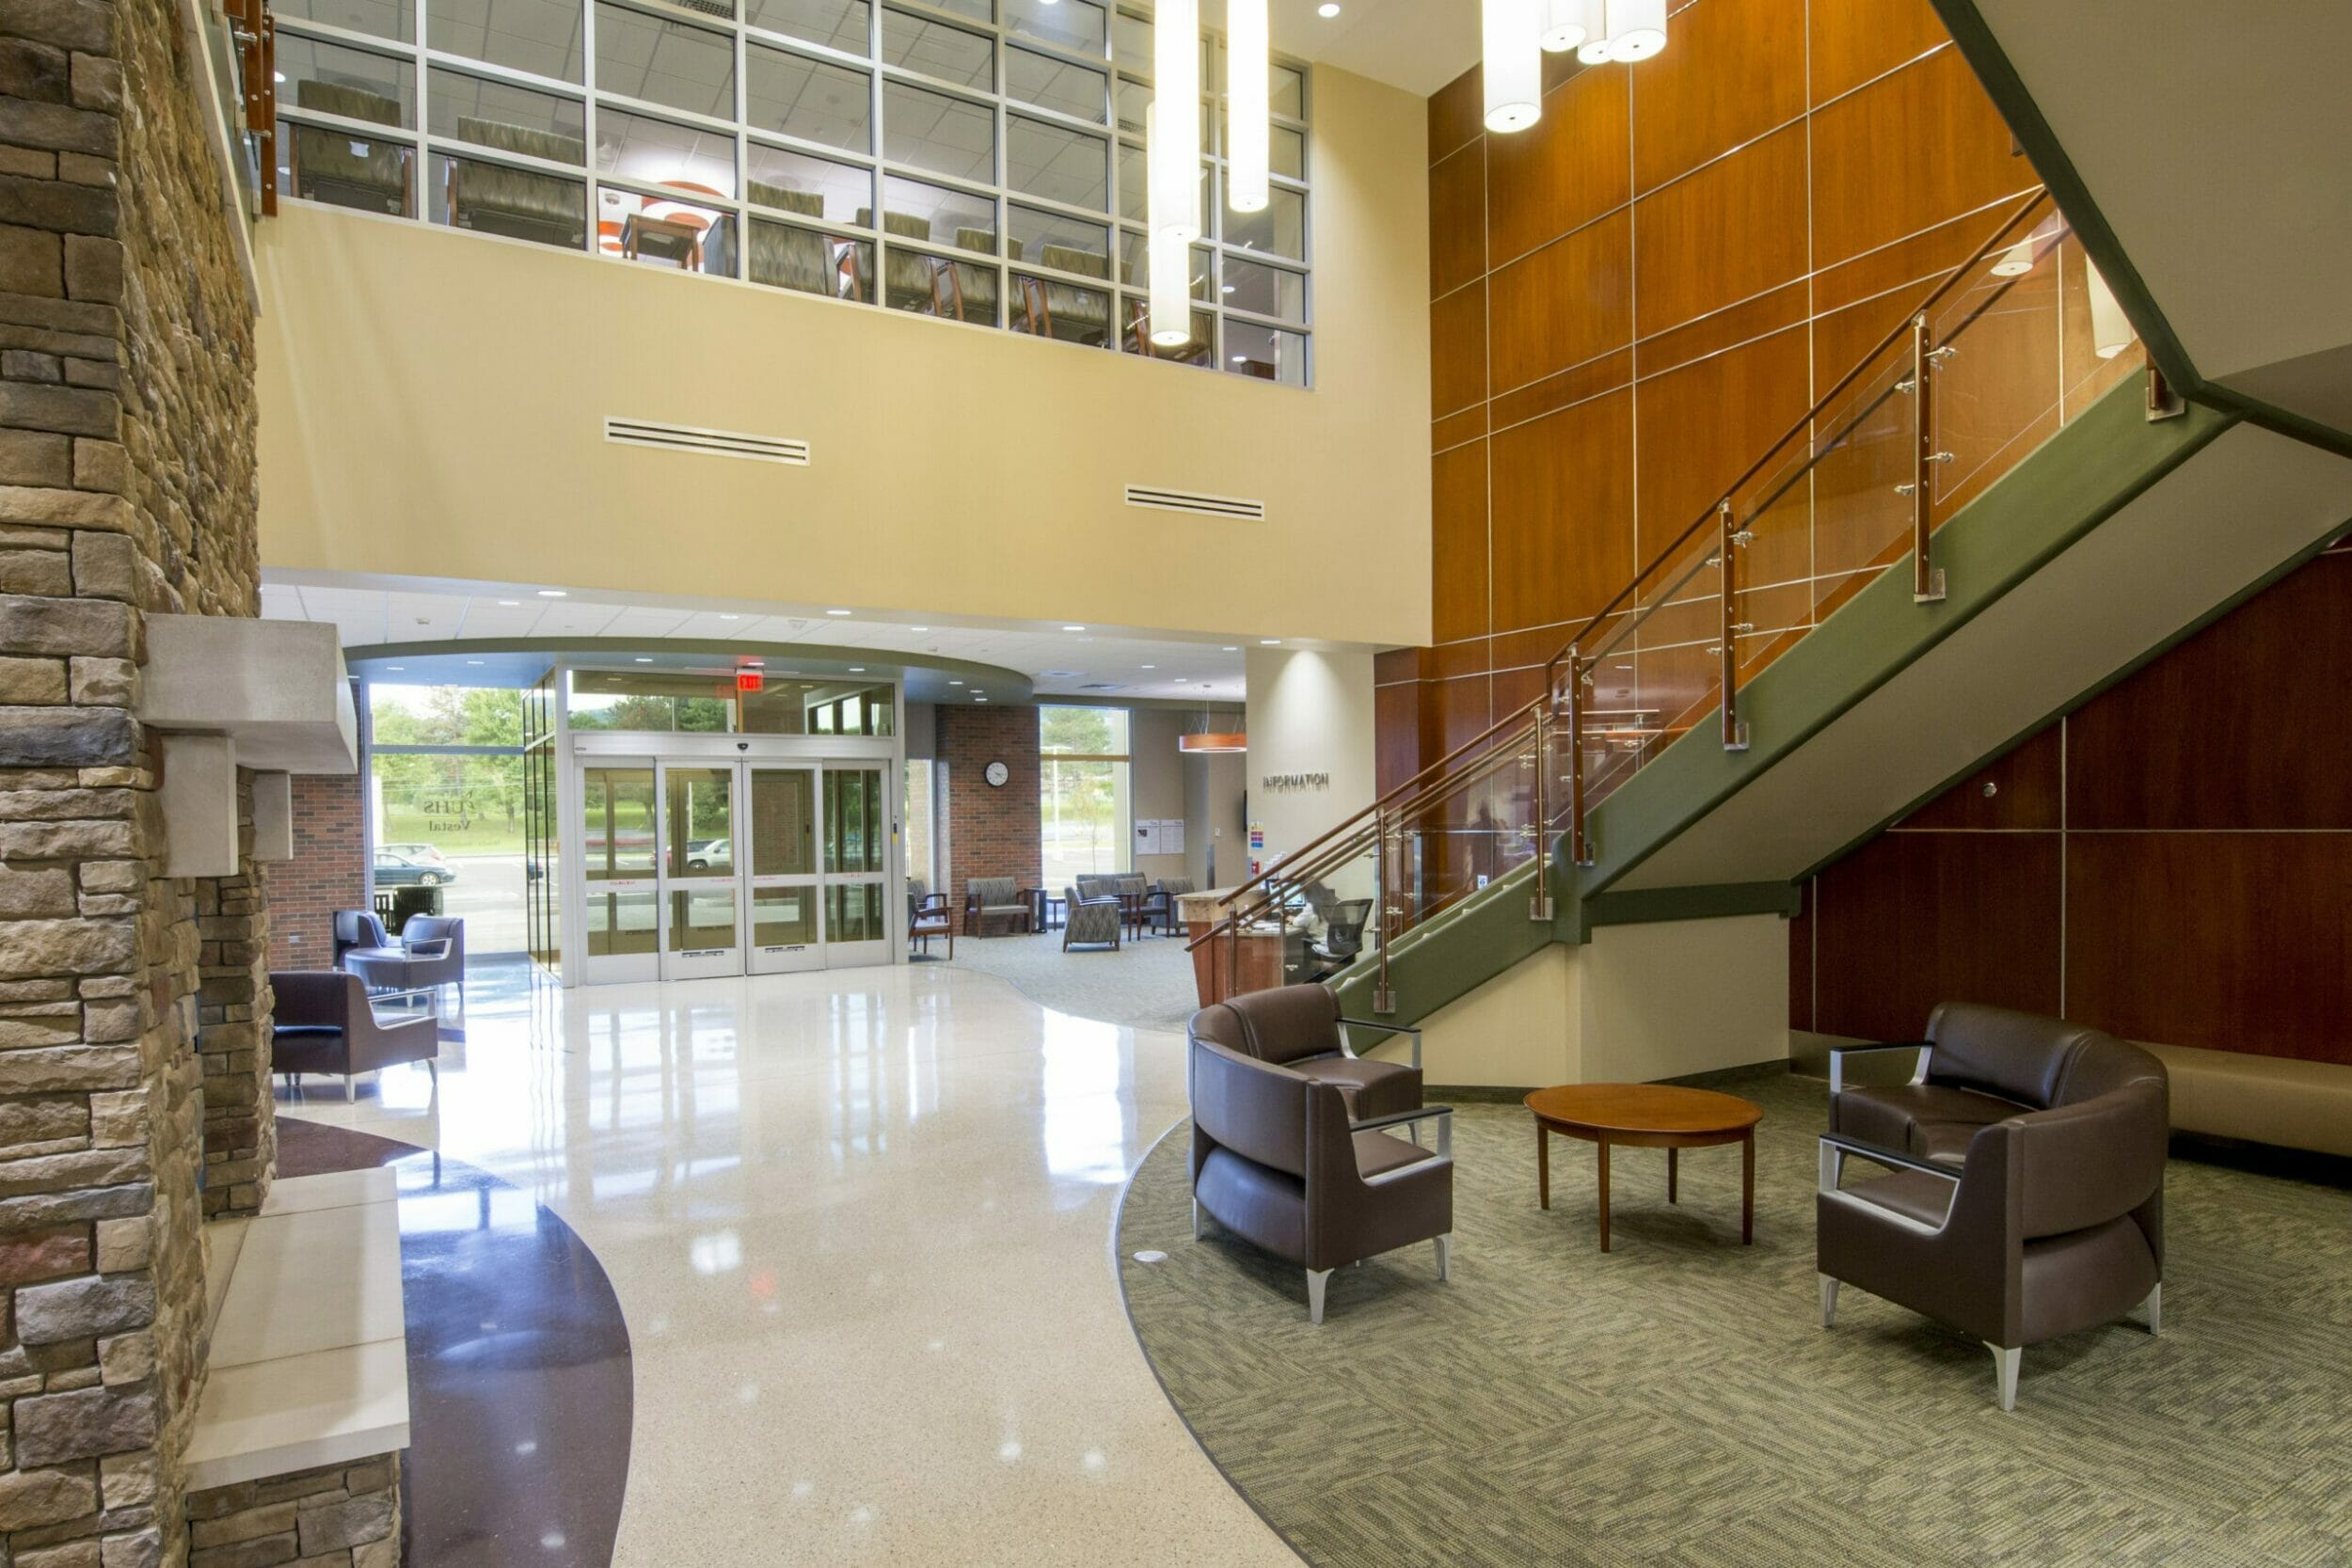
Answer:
[746,766,821,975]
[822,763,891,967]
[579,763,660,985]
[659,764,740,981]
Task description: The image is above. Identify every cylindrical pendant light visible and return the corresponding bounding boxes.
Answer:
[1605,0,1667,61]
[2084,260,2134,360]
[1482,0,1544,133]
[1152,0,1201,241]
[1228,0,1269,214]
[1148,212,1194,348]
[1541,0,1594,53]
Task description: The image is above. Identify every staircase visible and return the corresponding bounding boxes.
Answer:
[1195,189,2352,1080]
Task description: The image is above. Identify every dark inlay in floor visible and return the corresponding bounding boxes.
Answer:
[278,1118,633,1566]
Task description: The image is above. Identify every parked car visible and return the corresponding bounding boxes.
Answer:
[686,838,731,870]
[381,841,450,867]
[374,847,459,887]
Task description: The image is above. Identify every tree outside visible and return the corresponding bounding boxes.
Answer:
[1041,706,1132,888]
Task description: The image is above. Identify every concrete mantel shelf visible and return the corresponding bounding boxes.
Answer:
[139,614,358,775]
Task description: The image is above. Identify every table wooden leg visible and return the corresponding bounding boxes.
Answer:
[1741,1131,1756,1245]
[1597,1136,1612,1253]
[1668,1146,1678,1204]
[1536,1121,1550,1211]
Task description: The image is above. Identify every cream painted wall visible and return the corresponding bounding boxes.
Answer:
[1413,913,1791,1088]
[255,68,1431,649]
[1243,644,1376,876]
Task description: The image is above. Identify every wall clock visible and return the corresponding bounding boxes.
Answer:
[985,761,1010,787]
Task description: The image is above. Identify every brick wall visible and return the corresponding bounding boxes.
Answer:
[266,771,364,970]
[939,705,1041,918]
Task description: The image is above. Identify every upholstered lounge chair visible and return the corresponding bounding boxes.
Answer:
[334,911,465,993]
[448,118,587,248]
[1187,1030,1454,1323]
[1062,886,1120,952]
[1015,245,1115,345]
[1819,1003,2169,1410]
[291,81,409,214]
[1189,982,1422,1123]
[271,971,440,1101]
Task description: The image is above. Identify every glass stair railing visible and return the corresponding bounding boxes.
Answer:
[1194,188,2148,1013]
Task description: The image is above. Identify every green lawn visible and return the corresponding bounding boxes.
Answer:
[379,805,526,858]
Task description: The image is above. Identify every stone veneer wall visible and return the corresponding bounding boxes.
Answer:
[184,1456,399,1568]
[0,0,267,1558]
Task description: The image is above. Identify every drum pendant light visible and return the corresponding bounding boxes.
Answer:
[1606,0,1668,61]
[1541,0,1597,53]
[1482,0,1544,133]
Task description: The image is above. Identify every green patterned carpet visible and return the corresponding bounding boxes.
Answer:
[1116,1073,2352,1567]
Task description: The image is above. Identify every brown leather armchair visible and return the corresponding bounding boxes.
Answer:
[1818,1003,2168,1409]
[271,972,441,1101]
[1188,1034,1454,1323]
[1189,982,1422,1122]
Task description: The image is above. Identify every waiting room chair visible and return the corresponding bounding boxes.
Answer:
[1014,245,1115,346]
[1187,1029,1454,1323]
[909,890,954,957]
[962,877,1031,938]
[1819,1003,2169,1410]
[446,118,588,249]
[335,911,465,995]
[1061,886,1120,952]
[1149,877,1196,937]
[290,81,409,214]
[271,971,440,1102]
[718,182,861,299]
[1189,982,1422,1122]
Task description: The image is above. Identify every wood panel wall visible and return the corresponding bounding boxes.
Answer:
[1387,0,2047,788]
[1800,548,2352,1065]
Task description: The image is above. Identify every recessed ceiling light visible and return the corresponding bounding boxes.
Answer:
[385,665,405,673]
[1317,2,1341,15]
[1261,639,1281,645]
[746,659,764,666]
[467,659,485,666]
[976,696,989,703]
[911,626,930,632]
[1140,664,1155,670]
[719,613,739,621]
[634,657,653,663]
[1232,355,1248,363]
[497,599,520,607]
[537,590,566,598]
[1063,625,1086,632]
[826,609,852,616]
[849,667,866,673]
[1222,645,1239,651]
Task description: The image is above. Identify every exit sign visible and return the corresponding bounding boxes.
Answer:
[736,671,763,693]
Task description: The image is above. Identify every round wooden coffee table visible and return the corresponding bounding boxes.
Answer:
[1524,1084,1764,1252]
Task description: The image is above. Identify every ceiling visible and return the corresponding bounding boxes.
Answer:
[1247,1,1478,98]
[260,576,1265,704]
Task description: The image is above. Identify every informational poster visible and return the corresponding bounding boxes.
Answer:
[1161,818,1184,855]
[1248,822,1264,851]
[1136,820,1164,855]
[1134,819,1188,856]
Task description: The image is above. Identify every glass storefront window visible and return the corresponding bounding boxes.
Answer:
[275,0,1312,382]
[1040,705,1131,888]
[371,683,532,956]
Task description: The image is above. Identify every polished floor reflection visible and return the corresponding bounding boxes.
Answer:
[280,961,1296,1567]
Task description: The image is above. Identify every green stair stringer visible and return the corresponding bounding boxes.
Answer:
[1327,376,2234,1031]
[1577,376,2233,896]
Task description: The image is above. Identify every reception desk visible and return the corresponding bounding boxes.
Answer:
[1178,889,1310,1007]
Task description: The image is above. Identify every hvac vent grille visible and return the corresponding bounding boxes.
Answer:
[604,418,810,466]
[1123,484,1264,520]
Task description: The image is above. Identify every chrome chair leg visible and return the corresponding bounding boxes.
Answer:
[1820,1274,1839,1328]
[2142,1281,2162,1336]
[1306,1268,1331,1325]
[1433,1233,1451,1283]
[1191,1199,1204,1241]
[1988,1343,2021,1412]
